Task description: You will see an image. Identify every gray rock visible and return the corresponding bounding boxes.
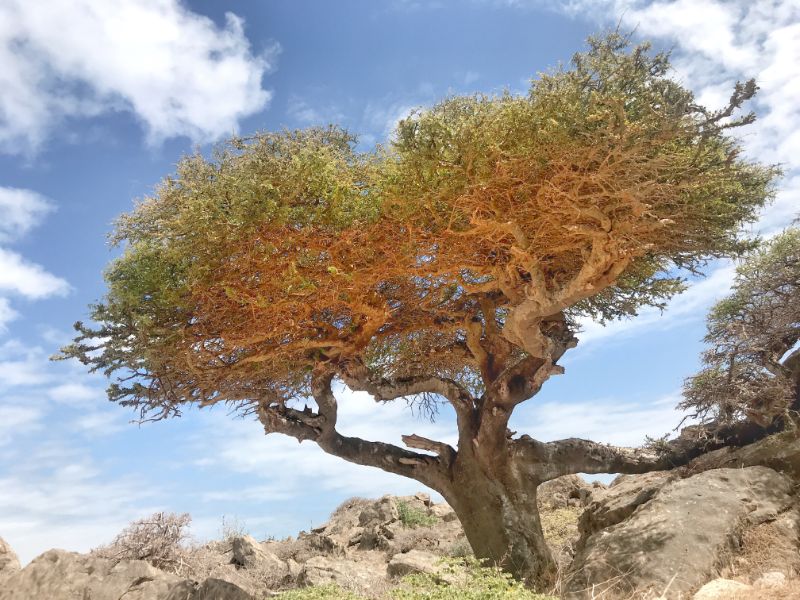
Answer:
[538,474,598,510]
[0,537,20,582]
[577,470,674,544]
[358,496,398,527]
[566,466,796,599]
[194,578,254,599]
[165,578,254,600]
[387,550,441,578]
[0,549,180,600]
[230,535,287,578]
[753,571,787,589]
[429,503,458,523]
[693,578,752,600]
[298,555,379,587]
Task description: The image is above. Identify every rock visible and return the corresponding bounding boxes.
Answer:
[299,556,380,588]
[165,580,198,600]
[165,578,254,600]
[287,558,303,580]
[0,549,180,600]
[0,537,20,582]
[231,535,287,576]
[414,492,432,507]
[693,578,752,600]
[194,578,254,600]
[566,466,796,599]
[387,550,441,578]
[753,571,786,589]
[538,474,598,509]
[358,496,399,527]
[577,470,674,543]
[429,503,458,522]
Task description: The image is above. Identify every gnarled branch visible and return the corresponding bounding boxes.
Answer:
[256,367,454,491]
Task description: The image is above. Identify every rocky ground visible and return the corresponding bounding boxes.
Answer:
[0,466,799,599]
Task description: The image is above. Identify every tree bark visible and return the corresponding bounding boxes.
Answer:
[441,450,557,587]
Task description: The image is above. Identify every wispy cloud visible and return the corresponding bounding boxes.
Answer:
[0,187,69,329]
[0,0,277,153]
[575,263,737,349]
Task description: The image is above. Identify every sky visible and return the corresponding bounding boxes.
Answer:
[0,0,797,565]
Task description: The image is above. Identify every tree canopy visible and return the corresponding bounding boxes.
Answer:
[61,34,776,423]
[59,32,782,586]
[683,226,800,428]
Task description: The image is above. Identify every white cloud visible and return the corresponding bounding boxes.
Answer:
[0,248,70,299]
[0,403,44,446]
[0,340,54,387]
[0,444,159,564]
[0,0,276,153]
[575,263,737,348]
[0,187,53,243]
[0,186,68,324]
[0,298,18,331]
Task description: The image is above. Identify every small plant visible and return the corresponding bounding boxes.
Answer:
[391,557,558,599]
[397,501,437,528]
[275,584,364,599]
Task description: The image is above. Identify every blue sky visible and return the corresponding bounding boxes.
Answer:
[0,0,797,564]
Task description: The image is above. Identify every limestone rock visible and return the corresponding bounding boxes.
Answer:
[387,550,441,578]
[753,571,786,589]
[538,474,598,510]
[165,578,254,600]
[358,496,399,527]
[693,578,752,600]
[566,466,796,599]
[429,503,457,522]
[231,535,287,579]
[0,537,20,582]
[298,555,380,588]
[0,549,180,600]
[577,470,673,544]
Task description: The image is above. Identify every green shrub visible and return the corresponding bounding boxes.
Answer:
[391,558,558,600]
[397,501,437,528]
[275,584,363,599]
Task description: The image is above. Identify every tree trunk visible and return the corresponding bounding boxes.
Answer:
[439,452,557,588]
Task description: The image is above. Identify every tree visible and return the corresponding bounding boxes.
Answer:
[683,226,800,429]
[59,34,779,587]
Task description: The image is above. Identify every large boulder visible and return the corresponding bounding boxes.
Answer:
[298,555,382,588]
[0,549,181,600]
[387,550,441,578]
[576,470,674,543]
[692,578,752,600]
[165,578,254,600]
[566,466,797,599]
[231,535,285,571]
[0,537,20,582]
[538,475,600,509]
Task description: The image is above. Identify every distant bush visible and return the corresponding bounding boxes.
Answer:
[219,514,249,542]
[397,501,437,528]
[93,511,190,573]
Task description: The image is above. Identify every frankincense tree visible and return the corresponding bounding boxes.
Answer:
[59,34,780,586]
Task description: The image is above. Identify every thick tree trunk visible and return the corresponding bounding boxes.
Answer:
[439,452,557,588]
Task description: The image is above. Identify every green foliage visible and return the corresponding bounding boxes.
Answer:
[274,585,363,599]
[391,558,558,599]
[57,32,777,426]
[539,506,581,551]
[397,501,438,528]
[683,227,800,426]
